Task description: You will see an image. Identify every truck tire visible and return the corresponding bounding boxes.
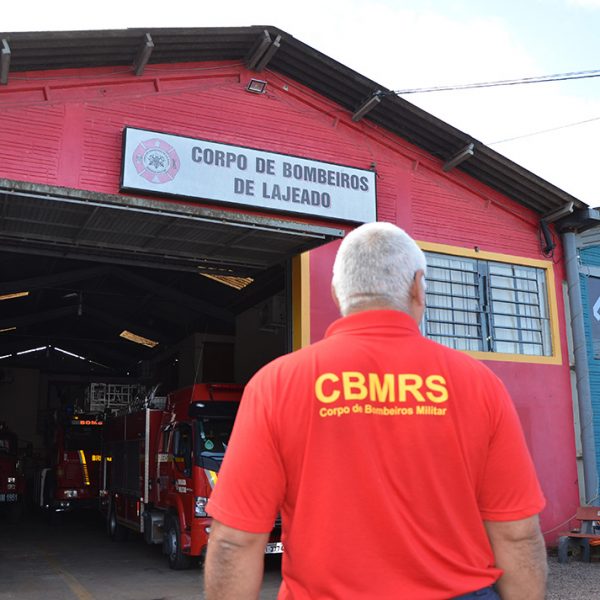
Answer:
[42,470,55,511]
[107,503,128,541]
[164,513,192,570]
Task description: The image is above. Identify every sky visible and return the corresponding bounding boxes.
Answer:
[3,0,600,207]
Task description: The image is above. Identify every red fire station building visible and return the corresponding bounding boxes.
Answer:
[0,27,588,541]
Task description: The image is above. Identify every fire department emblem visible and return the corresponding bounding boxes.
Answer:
[133,138,180,184]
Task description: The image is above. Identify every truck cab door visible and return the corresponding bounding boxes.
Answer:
[172,423,193,479]
[156,425,172,507]
[157,423,193,502]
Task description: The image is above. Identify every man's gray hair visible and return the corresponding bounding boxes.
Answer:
[332,222,427,316]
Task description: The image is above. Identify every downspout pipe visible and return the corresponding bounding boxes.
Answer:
[563,230,599,504]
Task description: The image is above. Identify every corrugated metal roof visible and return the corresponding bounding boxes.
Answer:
[0,180,342,274]
[0,25,586,215]
[0,177,343,373]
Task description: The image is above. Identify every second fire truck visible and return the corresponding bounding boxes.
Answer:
[38,412,103,513]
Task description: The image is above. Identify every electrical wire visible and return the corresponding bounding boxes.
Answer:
[542,512,578,536]
[488,115,600,145]
[392,68,600,95]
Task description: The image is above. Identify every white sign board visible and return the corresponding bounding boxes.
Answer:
[121,127,377,224]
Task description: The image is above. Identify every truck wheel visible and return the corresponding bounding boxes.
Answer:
[164,514,192,570]
[107,504,128,541]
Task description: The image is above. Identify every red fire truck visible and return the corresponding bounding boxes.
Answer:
[0,422,25,519]
[38,413,103,512]
[101,383,283,569]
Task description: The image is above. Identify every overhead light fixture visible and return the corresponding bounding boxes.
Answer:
[443,143,475,172]
[120,330,159,348]
[246,79,267,94]
[200,273,254,290]
[0,327,16,333]
[16,345,48,356]
[0,291,29,301]
[54,346,86,360]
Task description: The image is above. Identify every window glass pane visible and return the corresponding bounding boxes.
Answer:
[489,261,551,356]
[494,328,520,341]
[523,344,543,356]
[424,252,483,351]
[495,341,519,354]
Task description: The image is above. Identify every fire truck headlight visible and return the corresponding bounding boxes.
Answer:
[194,496,209,518]
[64,489,79,498]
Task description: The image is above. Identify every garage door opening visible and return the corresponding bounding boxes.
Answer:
[0,181,343,523]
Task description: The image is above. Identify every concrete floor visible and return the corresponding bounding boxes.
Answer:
[0,510,282,600]
[3,511,600,599]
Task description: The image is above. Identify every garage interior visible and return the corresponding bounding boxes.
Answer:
[0,180,341,455]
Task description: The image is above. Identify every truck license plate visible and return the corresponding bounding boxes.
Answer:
[265,542,284,554]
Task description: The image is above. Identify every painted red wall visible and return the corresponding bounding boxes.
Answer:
[0,61,577,539]
[309,164,574,541]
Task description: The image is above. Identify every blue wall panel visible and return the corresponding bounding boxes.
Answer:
[579,247,600,487]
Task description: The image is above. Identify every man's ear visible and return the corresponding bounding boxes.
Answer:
[331,284,340,310]
[414,270,426,302]
[410,270,426,321]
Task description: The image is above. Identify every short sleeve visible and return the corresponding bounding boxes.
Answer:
[478,376,546,521]
[206,372,286,533]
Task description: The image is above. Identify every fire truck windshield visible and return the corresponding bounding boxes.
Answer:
[64,425,102,452]
[0,433,16,456]
[194,417,236,470]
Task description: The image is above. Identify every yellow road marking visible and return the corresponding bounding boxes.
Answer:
[41,549,95,600]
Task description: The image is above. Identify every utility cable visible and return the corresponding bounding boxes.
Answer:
[487,115,600,145]
[392,68,600,95]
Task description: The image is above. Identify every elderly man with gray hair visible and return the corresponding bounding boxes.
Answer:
[205,222,547,600]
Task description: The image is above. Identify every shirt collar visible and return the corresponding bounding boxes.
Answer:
[325,310,421,339]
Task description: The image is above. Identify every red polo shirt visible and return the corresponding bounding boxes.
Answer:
[207,310,545,599]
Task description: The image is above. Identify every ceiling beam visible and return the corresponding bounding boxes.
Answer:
[443,142,475,172]
[83,305,167,345]
[110,267,233,322]
[255,34,281,72]
[352,90,383,122]
[133,33,154,76]
[0,265,111,295]
[0,305,77,330]
[245,30,272,70]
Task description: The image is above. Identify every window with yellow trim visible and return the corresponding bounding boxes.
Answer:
[424,252,552,356]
